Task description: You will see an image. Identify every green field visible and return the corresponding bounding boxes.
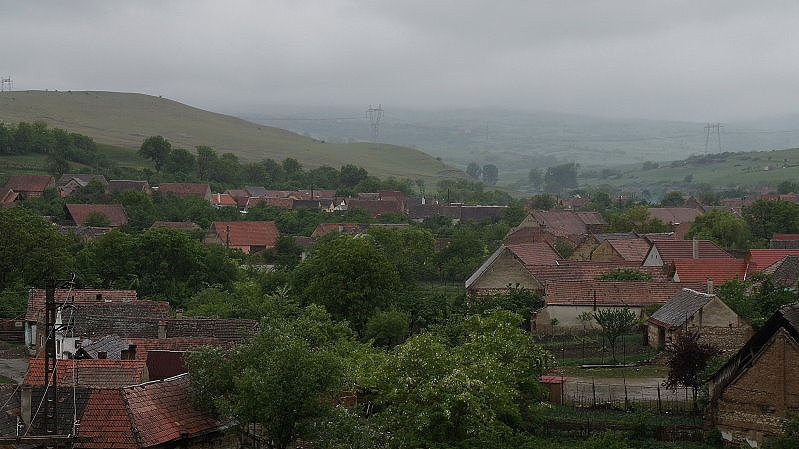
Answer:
[0,90,466,184]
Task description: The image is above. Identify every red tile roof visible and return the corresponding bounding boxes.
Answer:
[345,198,404,217]
[75,389,137,449]
[157,183,211,199]
[207,221,279,251]
[66,203,129,227]
[530,210,607,237]
[648,240,732,265]
[2,174,54,193]
[647,207,702,224]
[772,234,799,241]
[25,288,138,321]
[508,243,562,265]
[123,374,225,448]
[671,258,749,283]
[545,280,706,307]
[605,238,652,263]
[211,192,237,207]
[747,249,799,271]
[24,358,147,388]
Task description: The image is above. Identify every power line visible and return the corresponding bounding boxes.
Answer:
[366,104,384,142]
[704,123,723,153]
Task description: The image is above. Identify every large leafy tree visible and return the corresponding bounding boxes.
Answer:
[186,305,350,449]
[686,208,750,249]
[466,162,482,179]
[138,135,172,172]
[367,226,436,285]
[544,162,577,194]
[0,207,74,290]
[608,205,671,233]
[482,164,498,185]
[742,199,799,247]
[292,235,400,333]
[370,311,553,447]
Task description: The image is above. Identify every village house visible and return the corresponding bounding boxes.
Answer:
[707,302,799,447]
[505,210,607,246]
[65,203,129,227]
[204,221,279,254]
[642,239,732,267]
[746,248,799,272]
[646,287,751,350]
[56,173,108,197]
[647,207,704,239]
[577,237,652,264]
[569,233,639,261]
[465,243,562,298]
[106,179,151,195]
[762,255,799,290]
[1,174,55,201]
[536,279,703,331]
[769,233,799,249]
[156,182,212,201]
[669,258,749,284]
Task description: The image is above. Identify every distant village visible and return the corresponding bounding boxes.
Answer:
[2,171,799,448]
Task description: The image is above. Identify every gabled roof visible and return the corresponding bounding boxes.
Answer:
[647,207,702,224]
[604,238,652,263]
[530,262,669,285]
[344,198,404,217]
[106,179,150,193]
[671,258,749,283]
[710,302,799,403]
[157,182,211,198]
[771,233,799,241]
[211,192,237,207]
[747,249,799,271]
[245,185,270,197]
[648,240,731,264]
[2,174,54,192]
[763,255,799,288]
[57,173,108,187]
[76,388,136,449]
[65,203,129,227]
[464,244,562,289]
[530,210,607,237]
[69,302,171,339]
[648,288,718,329]
[24,358,148,388]
[123,374,226,448]
[25,288,138,321]
[208,221,279,248]
[545,280,705,307]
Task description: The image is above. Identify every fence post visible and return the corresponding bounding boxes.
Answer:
[592,378,597,407]
[657,384,662,414]
[623,376,628,411]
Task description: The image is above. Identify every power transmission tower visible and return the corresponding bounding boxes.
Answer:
[704,123,723,153]
[365,104,384,142]
[0,76,12,92]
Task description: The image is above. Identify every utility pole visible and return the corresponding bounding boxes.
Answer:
[365,104,384,142]
[704,123,723,154]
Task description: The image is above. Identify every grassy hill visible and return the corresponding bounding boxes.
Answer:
[579,148,799,198]
[0,91,463,183]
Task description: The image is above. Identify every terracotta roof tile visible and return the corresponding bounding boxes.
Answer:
[25,288,138,321]
[65,203,129,227]
[545,280,706,307]
[671,258,749,283]
[76,389,137,449]
[605,238,652,262]
[530,262,669,285]
[507,243,562,265]
[647,207,702,224]
[2,174,54,193]
[207,221,279,250]
[747,249,799,271]
[648,240,731,265]
[123,374,225,448]
[157,183,211,198]
[24,358,147,388]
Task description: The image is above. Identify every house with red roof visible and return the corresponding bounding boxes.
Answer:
[156,182,212,201]
[106,179,151,195]
[769,233,799,249]
[204,221,279,254]
[211,192,237,208]
[24,358,149,388]
[65,203,129,227]
[537,280,706,331]
[746,248,799,272]
[505,211,607,245]
[465,243,562,298]
[343,198,404,218]
[1,174,55,200]
[642,239,732,267]
[670,258,750,285]
[585,237,652,264]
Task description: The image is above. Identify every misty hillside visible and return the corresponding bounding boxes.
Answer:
[0,91,463,183]
[238,106,799,185]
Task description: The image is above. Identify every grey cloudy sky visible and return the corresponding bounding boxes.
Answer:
[2,1,798,122]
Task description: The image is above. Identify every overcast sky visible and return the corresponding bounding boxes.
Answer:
[2,1,799,122]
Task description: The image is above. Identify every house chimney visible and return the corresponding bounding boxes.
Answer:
[692,238,699,259]
[97,351,107,359]
[707,278,714,294]
[176,309,183,319]
[158,320,166,339]
[21,385,31,425]
[128,344,137,360]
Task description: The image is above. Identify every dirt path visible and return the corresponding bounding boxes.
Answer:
[0,357,28,383]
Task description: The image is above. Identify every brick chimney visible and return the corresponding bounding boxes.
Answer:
[692,238,699,259]
[158,320,167,339]
[121,344,137,360]
[707,278,714,294]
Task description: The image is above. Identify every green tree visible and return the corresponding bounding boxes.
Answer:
[83,211,111,227]
[528,169,543,191]
[544,162,577,194]
[292,235,400,333]
[742,199,799,247]
[466,162,482,179]
[368,226,435,285]
[596,268,653,281]
[482,163,499,185]
[530,193,556,210]
[686,208,750,249]
[371,311,553,447]
[593,307,638,362]
[660,191,685,206]
[138,136,172,172]
[436,226,486,281]
[608,205,671,233]
[186,305,349,449]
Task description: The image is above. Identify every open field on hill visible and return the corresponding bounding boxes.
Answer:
[0,91,464,183]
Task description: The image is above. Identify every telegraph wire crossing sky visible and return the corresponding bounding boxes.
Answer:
[1,1,799,123]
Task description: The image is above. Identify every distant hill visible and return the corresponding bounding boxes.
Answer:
[0,91,463,183]
[238,106,799,186]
